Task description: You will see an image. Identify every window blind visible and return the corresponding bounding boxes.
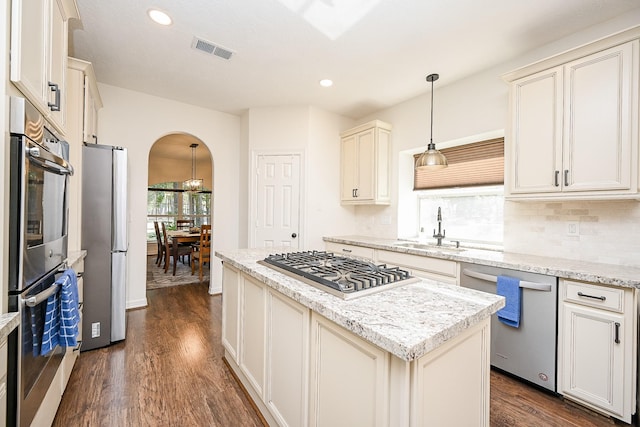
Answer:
[414,138,504,190]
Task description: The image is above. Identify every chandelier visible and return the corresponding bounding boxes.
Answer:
[183,143,203,192]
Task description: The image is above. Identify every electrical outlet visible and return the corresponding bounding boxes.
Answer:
[567,221,579,236]
[91,322,101,338]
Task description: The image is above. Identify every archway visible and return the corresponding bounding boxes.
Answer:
[146,132,213,289]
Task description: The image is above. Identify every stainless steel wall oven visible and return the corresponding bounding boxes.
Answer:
[7,96,74,427]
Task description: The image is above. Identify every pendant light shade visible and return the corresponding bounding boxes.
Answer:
[415,73,448,171]
[183,143,203,192]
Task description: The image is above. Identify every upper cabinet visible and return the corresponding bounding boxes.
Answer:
[503,28,640,200]
[66,58,102,252]
[10,0,79,135]
[340,120,392,205]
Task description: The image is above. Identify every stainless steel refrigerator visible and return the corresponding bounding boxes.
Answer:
[81,143,128,351]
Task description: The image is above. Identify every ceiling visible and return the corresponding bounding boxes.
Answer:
[70,0,639,122]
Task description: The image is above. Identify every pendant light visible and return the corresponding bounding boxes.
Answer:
[415,73,448,170]
[183,143,203,192]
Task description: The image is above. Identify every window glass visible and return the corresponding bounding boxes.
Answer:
[147,182,211,241]
[417,185,503,246]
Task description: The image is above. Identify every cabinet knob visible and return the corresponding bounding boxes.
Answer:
[291,233,297,238]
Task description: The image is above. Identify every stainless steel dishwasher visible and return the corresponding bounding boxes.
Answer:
[459,262,558,392]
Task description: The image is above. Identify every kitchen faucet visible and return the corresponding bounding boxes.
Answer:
[433,207,445,246]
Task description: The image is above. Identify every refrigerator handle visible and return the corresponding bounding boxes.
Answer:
[112,148,128,251]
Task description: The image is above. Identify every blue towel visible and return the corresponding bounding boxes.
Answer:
[496,275,521,328]
[41,269,80,355]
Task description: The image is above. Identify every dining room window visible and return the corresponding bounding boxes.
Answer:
[147,182,211,241]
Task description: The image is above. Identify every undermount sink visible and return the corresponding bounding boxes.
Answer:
[394,241,465,252]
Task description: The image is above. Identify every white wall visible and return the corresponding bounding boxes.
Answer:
[96,84,241,307]
[245,106,356,249]
[355,12,640,265]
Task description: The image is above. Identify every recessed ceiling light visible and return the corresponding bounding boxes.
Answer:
[319,79,333,87]
[148,9,172,26]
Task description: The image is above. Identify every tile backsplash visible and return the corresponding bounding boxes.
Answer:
[504,200,640,267]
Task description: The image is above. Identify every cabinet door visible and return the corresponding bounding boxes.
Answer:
[563,41,635,192]
[561,303,625,417]
[240,275,266,398]
[10,0,48,111]
[84,75,100,143]
[222,265,240,363]
[340,134,358,201]
[309,313,389,427]
[508,67,563,194]
[266,290,309,427]
[355,128,375,201]
[47,0,67,130]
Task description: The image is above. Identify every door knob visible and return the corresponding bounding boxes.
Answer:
[291,233,297,238]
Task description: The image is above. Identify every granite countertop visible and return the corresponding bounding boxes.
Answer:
[0,312,19,342]
[216,248,504,362]
[324,235,640,289]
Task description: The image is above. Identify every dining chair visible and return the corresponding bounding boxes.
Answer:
[153,221,164,266]
[162,222,191,274]
[191,225,211,282]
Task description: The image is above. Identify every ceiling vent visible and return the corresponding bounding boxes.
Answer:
[191,36,234,60]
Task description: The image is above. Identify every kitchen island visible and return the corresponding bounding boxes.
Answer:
[216,248,504,427]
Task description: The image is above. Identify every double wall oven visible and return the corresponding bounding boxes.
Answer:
[7,97,74,427]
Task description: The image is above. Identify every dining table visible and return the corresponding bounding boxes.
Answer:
[166,230,201,275]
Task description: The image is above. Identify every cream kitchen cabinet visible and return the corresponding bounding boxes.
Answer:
[239,274,267,399]
[309,312,389,427]
[376,249,458,284]
[340,120,392,205]
[324,241,375,260]
[558,279,637,423]
[266,289,309,427]
[10,0,79,135]
[504,29,640,200]
[68,58,102,144]
[66,58,102,252]
[222,265,310,427]
[222,265,241,364]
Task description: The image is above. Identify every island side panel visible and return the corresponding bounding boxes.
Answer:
[411,318,491,427]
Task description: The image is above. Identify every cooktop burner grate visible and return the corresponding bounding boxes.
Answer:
[259,251,419,299]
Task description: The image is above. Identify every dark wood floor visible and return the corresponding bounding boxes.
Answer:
[53,283,627,426]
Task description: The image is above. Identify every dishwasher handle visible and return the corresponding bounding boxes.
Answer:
[462,269,552,292]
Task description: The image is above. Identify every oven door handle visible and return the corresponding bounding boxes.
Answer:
[27,145,74,176]
[23,283,60,307]
[462,269,552,292]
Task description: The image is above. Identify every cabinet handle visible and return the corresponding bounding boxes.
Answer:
[342,249,352,253]
[614,322,621,344]
[355,188,358,198]
[352,189,355,198]
[577,291,606,301]
[48,82,61,111]
[554,171,560,187]
[564,170,569,187]
[92,135,98,144]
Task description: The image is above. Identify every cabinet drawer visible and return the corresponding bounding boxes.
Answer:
[563,280,624,313]
[325,242,374,260]
[377,250,457,279]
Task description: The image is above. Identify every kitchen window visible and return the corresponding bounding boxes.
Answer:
[147,182,211,241]
[414,138,504,247]
[417,185,504,246]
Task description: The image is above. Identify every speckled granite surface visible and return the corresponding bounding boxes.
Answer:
[324,235,640,289]
[0,312,19,341]
[216,248,504,361]
[66,250,87,268]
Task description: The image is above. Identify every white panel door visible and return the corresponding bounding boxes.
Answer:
[254,154,301,249]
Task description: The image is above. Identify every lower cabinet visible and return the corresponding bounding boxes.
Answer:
[0,338,7,426]
[266,291,309,427]
[222,264,491,427]
[309,313,389,427]
[558,279,637,423]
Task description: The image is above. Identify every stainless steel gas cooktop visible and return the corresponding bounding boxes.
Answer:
[259,251,419,300]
